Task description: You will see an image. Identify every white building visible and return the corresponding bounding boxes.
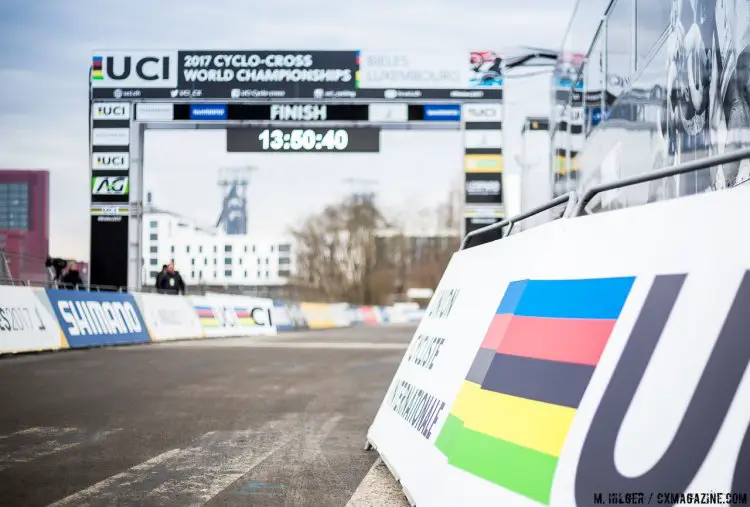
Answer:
[141,209,295,288]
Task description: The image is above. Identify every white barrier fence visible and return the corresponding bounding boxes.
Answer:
[366,184,750,506]
[0,288,422,354]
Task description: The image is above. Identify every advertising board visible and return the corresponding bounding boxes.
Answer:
[0,287,63,354]
[91,50,507,100]
[135,293,204,341]
[45,289,150,348]
[367,184,750,506]
[190,294,276,337]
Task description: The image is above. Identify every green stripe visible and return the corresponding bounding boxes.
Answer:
[435,413,558,504]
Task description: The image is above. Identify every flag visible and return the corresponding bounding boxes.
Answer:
[435,276,635,504]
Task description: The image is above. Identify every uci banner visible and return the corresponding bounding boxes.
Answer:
[366,184,750,506]
[190,294,276,337]
[46,289,150,348]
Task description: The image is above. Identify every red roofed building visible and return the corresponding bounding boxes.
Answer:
[0,170,50,283]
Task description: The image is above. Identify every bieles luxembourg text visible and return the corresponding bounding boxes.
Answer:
[593,491,748,505]
[58,301,142,336]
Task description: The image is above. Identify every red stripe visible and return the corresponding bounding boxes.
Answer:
[480,314,512,349]
[496,315,615,365]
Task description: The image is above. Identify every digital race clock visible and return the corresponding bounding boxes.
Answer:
[226,127,380,153]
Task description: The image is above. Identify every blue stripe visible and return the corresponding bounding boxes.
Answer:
[496,280,529,314]
[500,277,635,320]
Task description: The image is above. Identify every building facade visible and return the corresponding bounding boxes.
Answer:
[552,0,750,212]
[0,170,50,283]
[141,209,294,290]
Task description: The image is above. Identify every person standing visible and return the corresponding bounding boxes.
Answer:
[61,262,84,290]
[155,264,168,293]
[158,262,186,295]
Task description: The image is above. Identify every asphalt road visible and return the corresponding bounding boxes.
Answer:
[0,324,415,507]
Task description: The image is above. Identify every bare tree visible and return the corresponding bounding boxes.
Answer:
[290,192,394,305]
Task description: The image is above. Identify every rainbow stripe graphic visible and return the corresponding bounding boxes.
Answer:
[194,305,259,327]
[435,277,635,504]
[354,50,361,88]
[92,56,103,80]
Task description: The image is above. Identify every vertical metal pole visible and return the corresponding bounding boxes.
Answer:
[459,102,467,241]
[631,0,638,75]
[87,66,93,288]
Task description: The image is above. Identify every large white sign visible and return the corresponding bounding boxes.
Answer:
[356,51,502,89]
[135,103,174,121]
[368,103,409,122]
[0,287,62,354]
[92,128,130,146]
[463,130,503,149]
[367,184,750,506]
[135,293,204,341]
[190,294,276,337]
[92,51,179,89]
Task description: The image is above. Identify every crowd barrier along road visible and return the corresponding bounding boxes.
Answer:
[365,184,750,506]
[0,288,419,355]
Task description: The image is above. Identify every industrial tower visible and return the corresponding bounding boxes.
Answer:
[216,166,256,235]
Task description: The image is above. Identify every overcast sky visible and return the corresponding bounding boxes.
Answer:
[0,0,580,261]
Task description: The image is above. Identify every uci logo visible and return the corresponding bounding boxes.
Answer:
[94,103,130,120]
[464,105,502,122]
[92,52,178,88]
[92,152,129,170]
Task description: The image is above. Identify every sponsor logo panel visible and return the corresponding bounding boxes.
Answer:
[92,128,130,146]
[135,103,174,121]
[189,104,228,120]
[423,104,461,121]
[464,154,504,173]
[92,51,178,88]
[45,289,150,348]
[92,102,131,120]
[92,152,129,170]
[464,130,503,149]
[462,104,503,122]
[92,176,129,196]
[368,103,409,122]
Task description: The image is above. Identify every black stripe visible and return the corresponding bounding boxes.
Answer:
[465,122,503,130]
[555,148,578,157]
[481,353,595,408]
[465,347,496,385]
[92,120,130,129]
[558,122,584,134]
[465,148,504,155]
[92,146,131,153]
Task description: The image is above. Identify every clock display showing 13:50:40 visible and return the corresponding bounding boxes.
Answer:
[258,128,349,151]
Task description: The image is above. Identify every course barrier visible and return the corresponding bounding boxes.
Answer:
[0,288,419,354]
[299,302,338,330]
[365,184,750,506]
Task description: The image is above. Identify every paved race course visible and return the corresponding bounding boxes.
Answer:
[0,325,415,507]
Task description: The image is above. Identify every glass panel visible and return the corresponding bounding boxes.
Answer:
[606,0,634,101]
[635,0,670,69]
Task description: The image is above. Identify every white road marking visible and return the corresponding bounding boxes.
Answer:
[0,427,119,471]
[48,418,302,507]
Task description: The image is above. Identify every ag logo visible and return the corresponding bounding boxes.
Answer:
[92,152,129,170]
[92,102,131,120]
[91,51,178,88]
[92,176,129,195]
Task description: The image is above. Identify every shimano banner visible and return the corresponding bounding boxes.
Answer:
[46,289,150,348]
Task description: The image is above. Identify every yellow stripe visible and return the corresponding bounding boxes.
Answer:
[464,154,503,173]
[59,330,70,349]
[451,381,575,457]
